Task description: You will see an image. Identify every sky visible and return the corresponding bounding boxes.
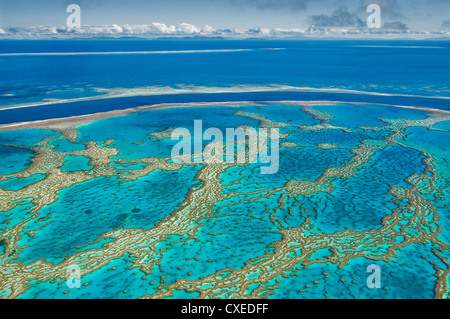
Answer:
[0,0,449,34]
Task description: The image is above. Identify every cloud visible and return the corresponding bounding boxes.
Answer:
[308,7,364,28]
[228,0,310,12]
[383,21,409,30]
[0,23,220,38]
[443,20,450,30]
[0,21,448,40]
[63,0,105,8]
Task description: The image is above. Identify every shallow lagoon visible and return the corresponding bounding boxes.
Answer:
[0,102,449,299]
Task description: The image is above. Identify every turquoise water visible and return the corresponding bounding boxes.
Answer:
[15,165,200,265]
[1,101,449,299]
[0,129,54,175]
[49,137,86,153]
[0,145,35,175]
[0,174,46,191]
[60,155,94,172]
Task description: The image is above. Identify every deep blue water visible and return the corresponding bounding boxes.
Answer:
[0,39,449,124]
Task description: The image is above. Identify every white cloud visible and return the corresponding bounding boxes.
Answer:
[177,23,200,34]
[0,22,449,39]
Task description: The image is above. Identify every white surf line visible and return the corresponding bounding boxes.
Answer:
[0,85,449,112]
[0,112,97,129]
[0,49,254,56]
[349,45,446,49]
